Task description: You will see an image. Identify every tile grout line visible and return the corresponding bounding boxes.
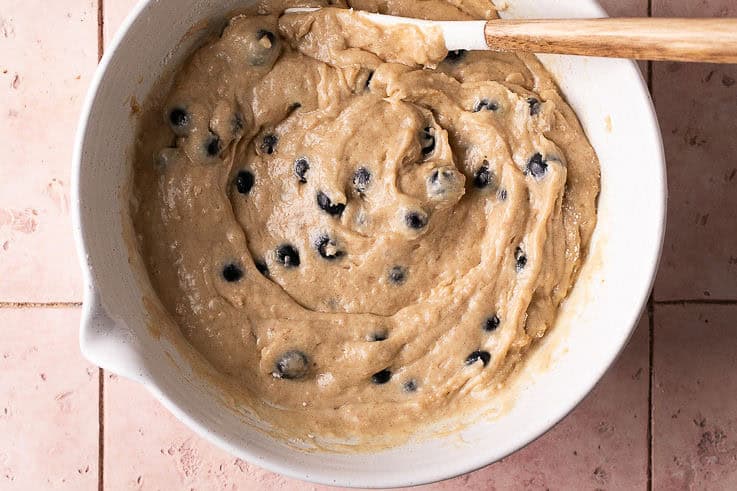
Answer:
[646,1,653,486]
[98,0,104,62]
[97,1,105,490]
[0,302,82,309]
[647,292,654,491]
[98,368,105,491]
[654,299,737,305]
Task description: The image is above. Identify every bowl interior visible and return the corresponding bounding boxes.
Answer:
[74,0,665,487]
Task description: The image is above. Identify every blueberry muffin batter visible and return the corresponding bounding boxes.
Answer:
[132,0,600,444]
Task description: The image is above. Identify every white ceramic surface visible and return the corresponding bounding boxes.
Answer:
[72,0,666,487]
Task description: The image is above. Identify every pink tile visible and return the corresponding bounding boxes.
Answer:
[652,62,737,301]
[0,307,98,489]
[653,0,737,17]
[652,303,737,490]
[105,315,648,490]
[0,0,98,302]
[103,0,139,46]
[652,0,737,301]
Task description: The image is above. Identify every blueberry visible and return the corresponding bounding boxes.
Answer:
[256,29,276,45]
[205,134,221,157]
[371,369,392,385]
[316,191,346,217]
[466,351,491,366]
[526,153,548,179]
[403,380,418,392]
[527,97,541,116]
[369,331,388,342]
[287,102,301,116]
[169,107,189,128]
[249,30,279,66]
[222,263,243,282]
[315,234,344,260]
[515,246,527,272]
[255,260,269,277]
[484,315,500,332]
[273,350,309,380]
[235,170,254,195]
[473,99,499,112]
[465,350,491,367]
[261,134,278,155]
[405,211,428,229]
[276,244,300,268]
[353,167,371,194]
[294,157,309,183]
[498,189,508,201]
[388,266,407,285]
[420,127,435,156]
[445,49,467,63]
[473,162,493,189]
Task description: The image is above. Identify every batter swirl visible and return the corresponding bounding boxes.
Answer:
[132,0,600,445]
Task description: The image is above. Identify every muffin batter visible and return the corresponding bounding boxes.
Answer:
[131,0,600,445]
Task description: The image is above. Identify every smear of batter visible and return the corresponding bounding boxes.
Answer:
[131,0,600,446]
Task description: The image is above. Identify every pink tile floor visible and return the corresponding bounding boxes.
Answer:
[1,0,736,489]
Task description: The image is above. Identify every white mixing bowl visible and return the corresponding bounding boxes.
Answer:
[72,0,666,487]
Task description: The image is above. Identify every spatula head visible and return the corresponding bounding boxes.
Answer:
[282,7,488,51]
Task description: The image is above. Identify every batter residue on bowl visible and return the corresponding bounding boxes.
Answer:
[131,0,600,445]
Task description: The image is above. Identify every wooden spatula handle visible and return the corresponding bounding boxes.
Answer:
[484,18,737,63]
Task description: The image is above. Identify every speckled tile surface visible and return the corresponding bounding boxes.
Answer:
[3,0,737,489]
[652,0,737,301]
[652,304,737,490]
[0,0,97,303]
[652,60,737,301]
[0,308,97,490]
